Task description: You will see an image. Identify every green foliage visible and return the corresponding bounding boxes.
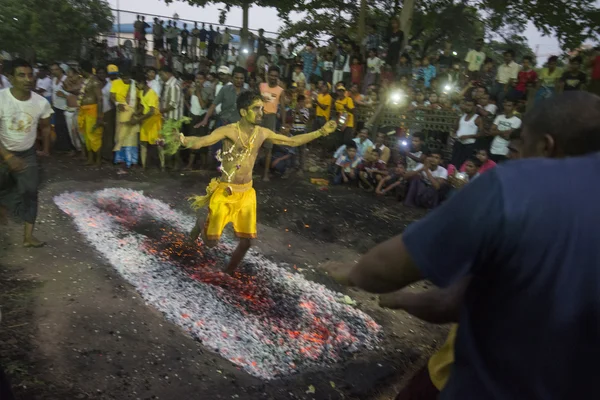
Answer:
[0,0,113,61]
[486,35,537,65]
[160,117,192,156]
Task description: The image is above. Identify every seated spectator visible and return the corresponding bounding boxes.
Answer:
[353,128,374,158]
[489,99,522,163]
[447,156,482,199]
[332,141,361,185]
[359,149,387,192]
[403,133,427,171]
[410,91,430,109]
[376,163,407,197]
[270,144,296,177]
[370,132,391,164]
[404,150,448,209]
[450,148,496,176]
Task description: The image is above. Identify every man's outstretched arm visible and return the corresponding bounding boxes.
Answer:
[180,127,228,150]
[267,120,338,147]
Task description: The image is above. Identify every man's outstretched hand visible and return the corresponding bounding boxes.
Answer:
[179,133,187,147]
[321,261,355,287]
[320,120,338,136]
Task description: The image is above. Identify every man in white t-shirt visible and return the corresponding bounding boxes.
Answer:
[0,59,53,248]
[490,99,522,163]
[404,150,448,209]
[35,67,52,102]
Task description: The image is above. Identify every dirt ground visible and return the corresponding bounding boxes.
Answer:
[0,155,447,400]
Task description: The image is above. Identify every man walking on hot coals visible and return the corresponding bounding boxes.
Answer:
[0,59,53,247]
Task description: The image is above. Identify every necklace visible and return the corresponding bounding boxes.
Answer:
[237,122,258,149]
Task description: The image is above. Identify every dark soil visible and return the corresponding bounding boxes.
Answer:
[0,155,445,400]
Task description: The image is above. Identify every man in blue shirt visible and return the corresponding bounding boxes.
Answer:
[325,91,600,399]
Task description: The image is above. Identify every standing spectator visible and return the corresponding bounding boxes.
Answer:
[397,53,411,78]
[535,56,562,103]
[438,41,457,73]
[464,38,486,79]
[185,72,212,170]
[271,43,284,69]
[49,63,73,153]
[451,98,483,168]
[35,67,52,104]
[300,43,316,88]
[559,56,587,92]
[494,50,520,110]
[227,48,238,70]
[222,28,233,54]
[207,25,216,60]
[110,67,139,173]
[198,23,208,57]
[350,57,363,87]
[134,15,143,45]
[363,25,381,57]
[140,16,150,44]
[514,55,537,106]
[260,66,285,181]
[159,66,183,169]
[153,18,164,51]
[97,66,116,161]
[313,83,332,130]
[333,43,349,87]
[385,17,404,68]
[165,21,175,53]
[0,58,52,247]
[489,99,522,163]
[364,49,383,92]
[132,69,162,171]
[197,67,247,128]
[421,56,436,88]
[191,22,200,59]
[257,29,270,56]
[289,94,311,174]
[334,86,356,144]
[180,23,190,55]
[0,60,12,89]
[322,52,334,86]
[588,47,600,96]
[479,57,495,94]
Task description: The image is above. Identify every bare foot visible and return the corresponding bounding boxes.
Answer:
[23,236,46,248]
[262,175,270,182]
[189,223,201,243]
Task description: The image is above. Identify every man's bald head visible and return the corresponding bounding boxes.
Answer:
[521,92,600,159]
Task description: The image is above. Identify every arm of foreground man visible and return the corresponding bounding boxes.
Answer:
[180,127,228,149]
[268,120,338,147]
[327,169,504,294]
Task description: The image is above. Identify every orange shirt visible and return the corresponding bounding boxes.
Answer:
[260,82,284,114]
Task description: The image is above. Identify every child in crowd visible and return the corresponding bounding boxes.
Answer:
[290,94,310,174]
[429,92,442,110]
[410,91,430,109]
[448,148,496,176]
[514,55,538,103]
[364,49,383,92]
[404,150,448,209]
[332,141,361,185]
[397,53,412,78]
[411,59,423,85]
[489,99,522,163]
[358,149,387,191]
[351,57,364,87]
[447,156,482,198]
[403,133,427,171]
[376,163,407,197]
[292,64,306,85]
[421,56,437,88]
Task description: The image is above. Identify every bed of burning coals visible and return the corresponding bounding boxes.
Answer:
[54,189,382,380]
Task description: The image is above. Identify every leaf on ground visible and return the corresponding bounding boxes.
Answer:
[306,384,316,394]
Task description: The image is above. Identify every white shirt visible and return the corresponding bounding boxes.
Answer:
[414,163,448,181]
[51,75,68,110]
[480,103,497,115]
[0,89,53,151]
[491,114,522,156]
[36,77,52,98]
[343,56,351,73]
[214,81,230,115]
[456,114,479,145]
[0,75,12,89]
[407,150,423,171]
[367,57,384,74]
[149,76,162,99]
[101,79,113,113]
[352,137,374,158]
[496,61,520,84]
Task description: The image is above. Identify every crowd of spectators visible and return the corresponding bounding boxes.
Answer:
[2,13,600,211]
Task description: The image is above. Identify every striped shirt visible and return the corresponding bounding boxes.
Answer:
[161,76,182,120]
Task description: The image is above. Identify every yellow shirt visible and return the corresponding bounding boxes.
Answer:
[334,96,355,128]
[428,324,458,390]
[140,88,159,115]
[316,93,332,120]
[538,67,563,88]
[110,79,131,104]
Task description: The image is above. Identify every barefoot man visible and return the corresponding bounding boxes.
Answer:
[78,60,104,166]
[180,91,337,274]
[0,59,53,247]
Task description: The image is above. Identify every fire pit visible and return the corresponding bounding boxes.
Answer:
[54,189,381,380]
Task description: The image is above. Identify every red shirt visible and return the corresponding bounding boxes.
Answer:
[516,69,538,92]
[592,56,600,80]
[351,64,363,85]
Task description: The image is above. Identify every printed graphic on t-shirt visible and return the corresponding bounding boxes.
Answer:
[9,112,34,134]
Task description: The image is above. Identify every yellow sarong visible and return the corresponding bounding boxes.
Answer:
[191,179,257,241]
[428,324,458,390]
[78,104,103,152]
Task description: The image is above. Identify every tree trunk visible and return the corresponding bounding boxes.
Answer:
[241,1,249,46]
[400,0,415,48]
[359,0,367,52]
[394,0,400,14]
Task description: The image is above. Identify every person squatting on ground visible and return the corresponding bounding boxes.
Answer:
[179,91,338,275]
[0,58,52,247]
